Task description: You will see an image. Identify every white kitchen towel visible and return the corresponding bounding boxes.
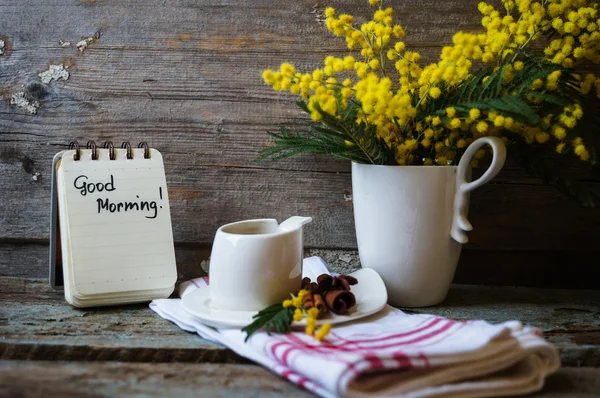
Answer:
[150,257,560,398]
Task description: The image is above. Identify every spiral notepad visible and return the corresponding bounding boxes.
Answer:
[50,141,177,307]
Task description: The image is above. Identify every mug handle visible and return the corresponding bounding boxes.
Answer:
[450,136,507,244]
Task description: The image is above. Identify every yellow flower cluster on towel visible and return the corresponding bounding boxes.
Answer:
[283,289,332,341]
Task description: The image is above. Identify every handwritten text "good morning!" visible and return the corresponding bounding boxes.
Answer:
[73,174,162,219]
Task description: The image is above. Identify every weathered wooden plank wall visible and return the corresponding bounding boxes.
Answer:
[1,0,599,285]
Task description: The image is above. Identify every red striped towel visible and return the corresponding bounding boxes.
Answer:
[150,257,559,398]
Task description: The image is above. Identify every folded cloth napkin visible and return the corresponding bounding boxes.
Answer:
[150,257,560,398]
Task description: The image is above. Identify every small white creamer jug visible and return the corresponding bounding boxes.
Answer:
[209,216,312,311]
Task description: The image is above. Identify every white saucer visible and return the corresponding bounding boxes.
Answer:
[181,268,388,329]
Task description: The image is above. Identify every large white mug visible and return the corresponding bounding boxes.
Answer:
[209,216,312,311]
[352,137,506,307]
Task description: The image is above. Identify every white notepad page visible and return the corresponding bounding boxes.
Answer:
[56,148,177,297]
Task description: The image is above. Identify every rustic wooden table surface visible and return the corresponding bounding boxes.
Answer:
[1,277,599,397]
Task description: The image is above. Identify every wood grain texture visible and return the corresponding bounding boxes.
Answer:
[0,0,599,279]
[0,361,598,398]
[0,361,313,398]
[4,243,600,289]
[0,243,210,284]
[0,277,246,364]
[1,277,598,366]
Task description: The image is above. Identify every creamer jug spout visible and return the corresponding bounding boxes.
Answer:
[278,216,312,232]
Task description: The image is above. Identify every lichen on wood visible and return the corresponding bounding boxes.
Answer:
[76,32,100,53]
[0,39,4,55]
[38,64,69,84]
[76,38,93,52]
[10,91,40,114]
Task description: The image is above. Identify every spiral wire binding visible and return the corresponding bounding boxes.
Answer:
[68,141,81,160]
[86,140,98,160]
[103,141,116,160]
[121,141,133,159]
[138,141,150,159]
[68,140,151,160]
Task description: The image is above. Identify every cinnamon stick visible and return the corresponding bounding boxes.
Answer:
[302,290,315,310]
[324,290,356,315]
[313,293,327,317]
[301,277,312,291]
